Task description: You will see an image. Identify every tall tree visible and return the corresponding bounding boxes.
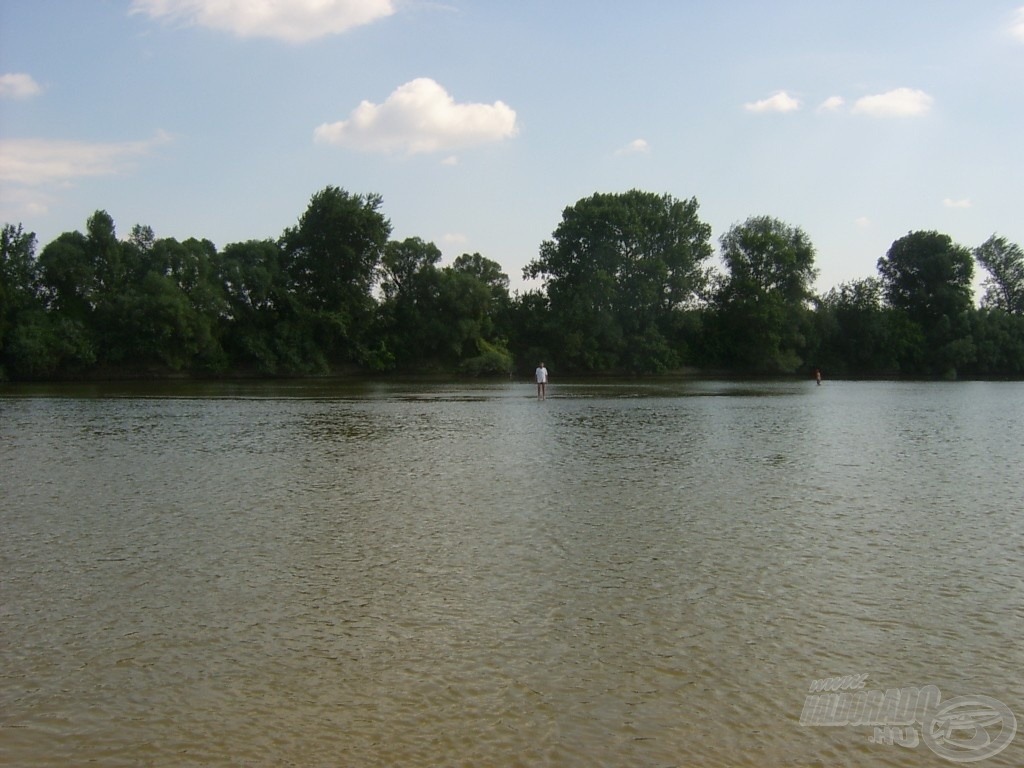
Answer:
[279,186,391,365]
[713,215,818,372]
[878,231,974,323]
[373,239,513,372]
[1,224,39,339]
[1,224,39,375]
[877,230,974,374]
[719,215,818,302]
[378,236,442,302]
[215,239,311,373]
[135,235,226,370]
[87,210,127,296]
[974,235,1024,315]
[450,251,513,345]
[375,237,443,368]
[37,230,94,319]
[280,186,389,310]
[451,252,510,297]
[524,190,712,372]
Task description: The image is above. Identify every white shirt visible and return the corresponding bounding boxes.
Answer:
[535,366,548,383]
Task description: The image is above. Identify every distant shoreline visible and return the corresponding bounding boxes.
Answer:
[4,365,1022,387]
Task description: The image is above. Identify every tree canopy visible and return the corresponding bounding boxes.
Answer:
[877,231,975,375]
[525,190,712,372]
[3,186,1024,381]
[712,216,818,372]
[974,235,1024,315]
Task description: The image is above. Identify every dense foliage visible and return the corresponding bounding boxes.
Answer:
[3,187,1023,380]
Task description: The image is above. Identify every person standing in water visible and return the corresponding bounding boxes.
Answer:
[535,362,548,400]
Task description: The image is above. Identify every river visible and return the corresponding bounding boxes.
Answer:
[1,379,1021,766]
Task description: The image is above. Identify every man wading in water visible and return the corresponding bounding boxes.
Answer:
[536,362,548,400]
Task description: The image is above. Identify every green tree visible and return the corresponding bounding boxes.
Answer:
[713,215,818,372]
[878,231,974,323]
[87,210,127,296]
[719,215,818,302]
[451,252,513,348]
[115,234,226,371]
[1,225,38,344]
[379,236,442,302]
[964,308,1024,374]
[375,237,444,368]
[3,222,97,378]
[524,190,712,372]
[280,186,390,365]
[215,239,312,373]
[451,252,510,298]
[877,231,974,375]
[507,290,553,373]
[107,271,215,370]
[37,230,94,320]
[815,278,906,374]
[34,211,142,367]
[974,235,1024,315]
[437,266,512,373]
[374,239,513,373]
[1,224,40,377]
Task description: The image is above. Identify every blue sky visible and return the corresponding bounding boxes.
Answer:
[2,1,1023,294]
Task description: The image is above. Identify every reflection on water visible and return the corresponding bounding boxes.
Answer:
[1,380,1022,766]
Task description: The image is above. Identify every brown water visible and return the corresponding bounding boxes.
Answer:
[1,379,1021,767]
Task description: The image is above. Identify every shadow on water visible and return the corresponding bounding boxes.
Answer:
[0,376,811,401]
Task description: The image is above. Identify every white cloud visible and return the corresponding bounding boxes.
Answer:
[855,216,871,229]
[314,78,518,155]
[0,73,42,99]
[0,132,172,186]
[818,96,845,113]
[1010,6,1024,42]
[851,88,933,117]
[441,155,459,166]
[943,197,972,209]
[616,138,650,155]
[0,132,171,219]
[744,91,801,113]
[130,0,394,42]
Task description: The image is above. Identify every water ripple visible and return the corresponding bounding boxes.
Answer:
[2,380,1022,766]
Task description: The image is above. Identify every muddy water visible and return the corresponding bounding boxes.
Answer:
[2,379,1021,766]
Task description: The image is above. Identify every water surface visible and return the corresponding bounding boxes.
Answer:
[2,379,1021,766]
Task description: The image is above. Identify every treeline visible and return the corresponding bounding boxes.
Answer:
[2,186,1023,381]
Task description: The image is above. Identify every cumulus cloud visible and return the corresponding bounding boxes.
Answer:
[130,0,394,42]
[852,88,933,117]
[616,138,650,155]
[1011,6,1024,42]
[943,197,972,209]
[314,78,518,155]
[744,91,801,113]
[0,73,42,99]
[818,96,845,113]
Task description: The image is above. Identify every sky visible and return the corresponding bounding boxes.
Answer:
[2,0,1023,295]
